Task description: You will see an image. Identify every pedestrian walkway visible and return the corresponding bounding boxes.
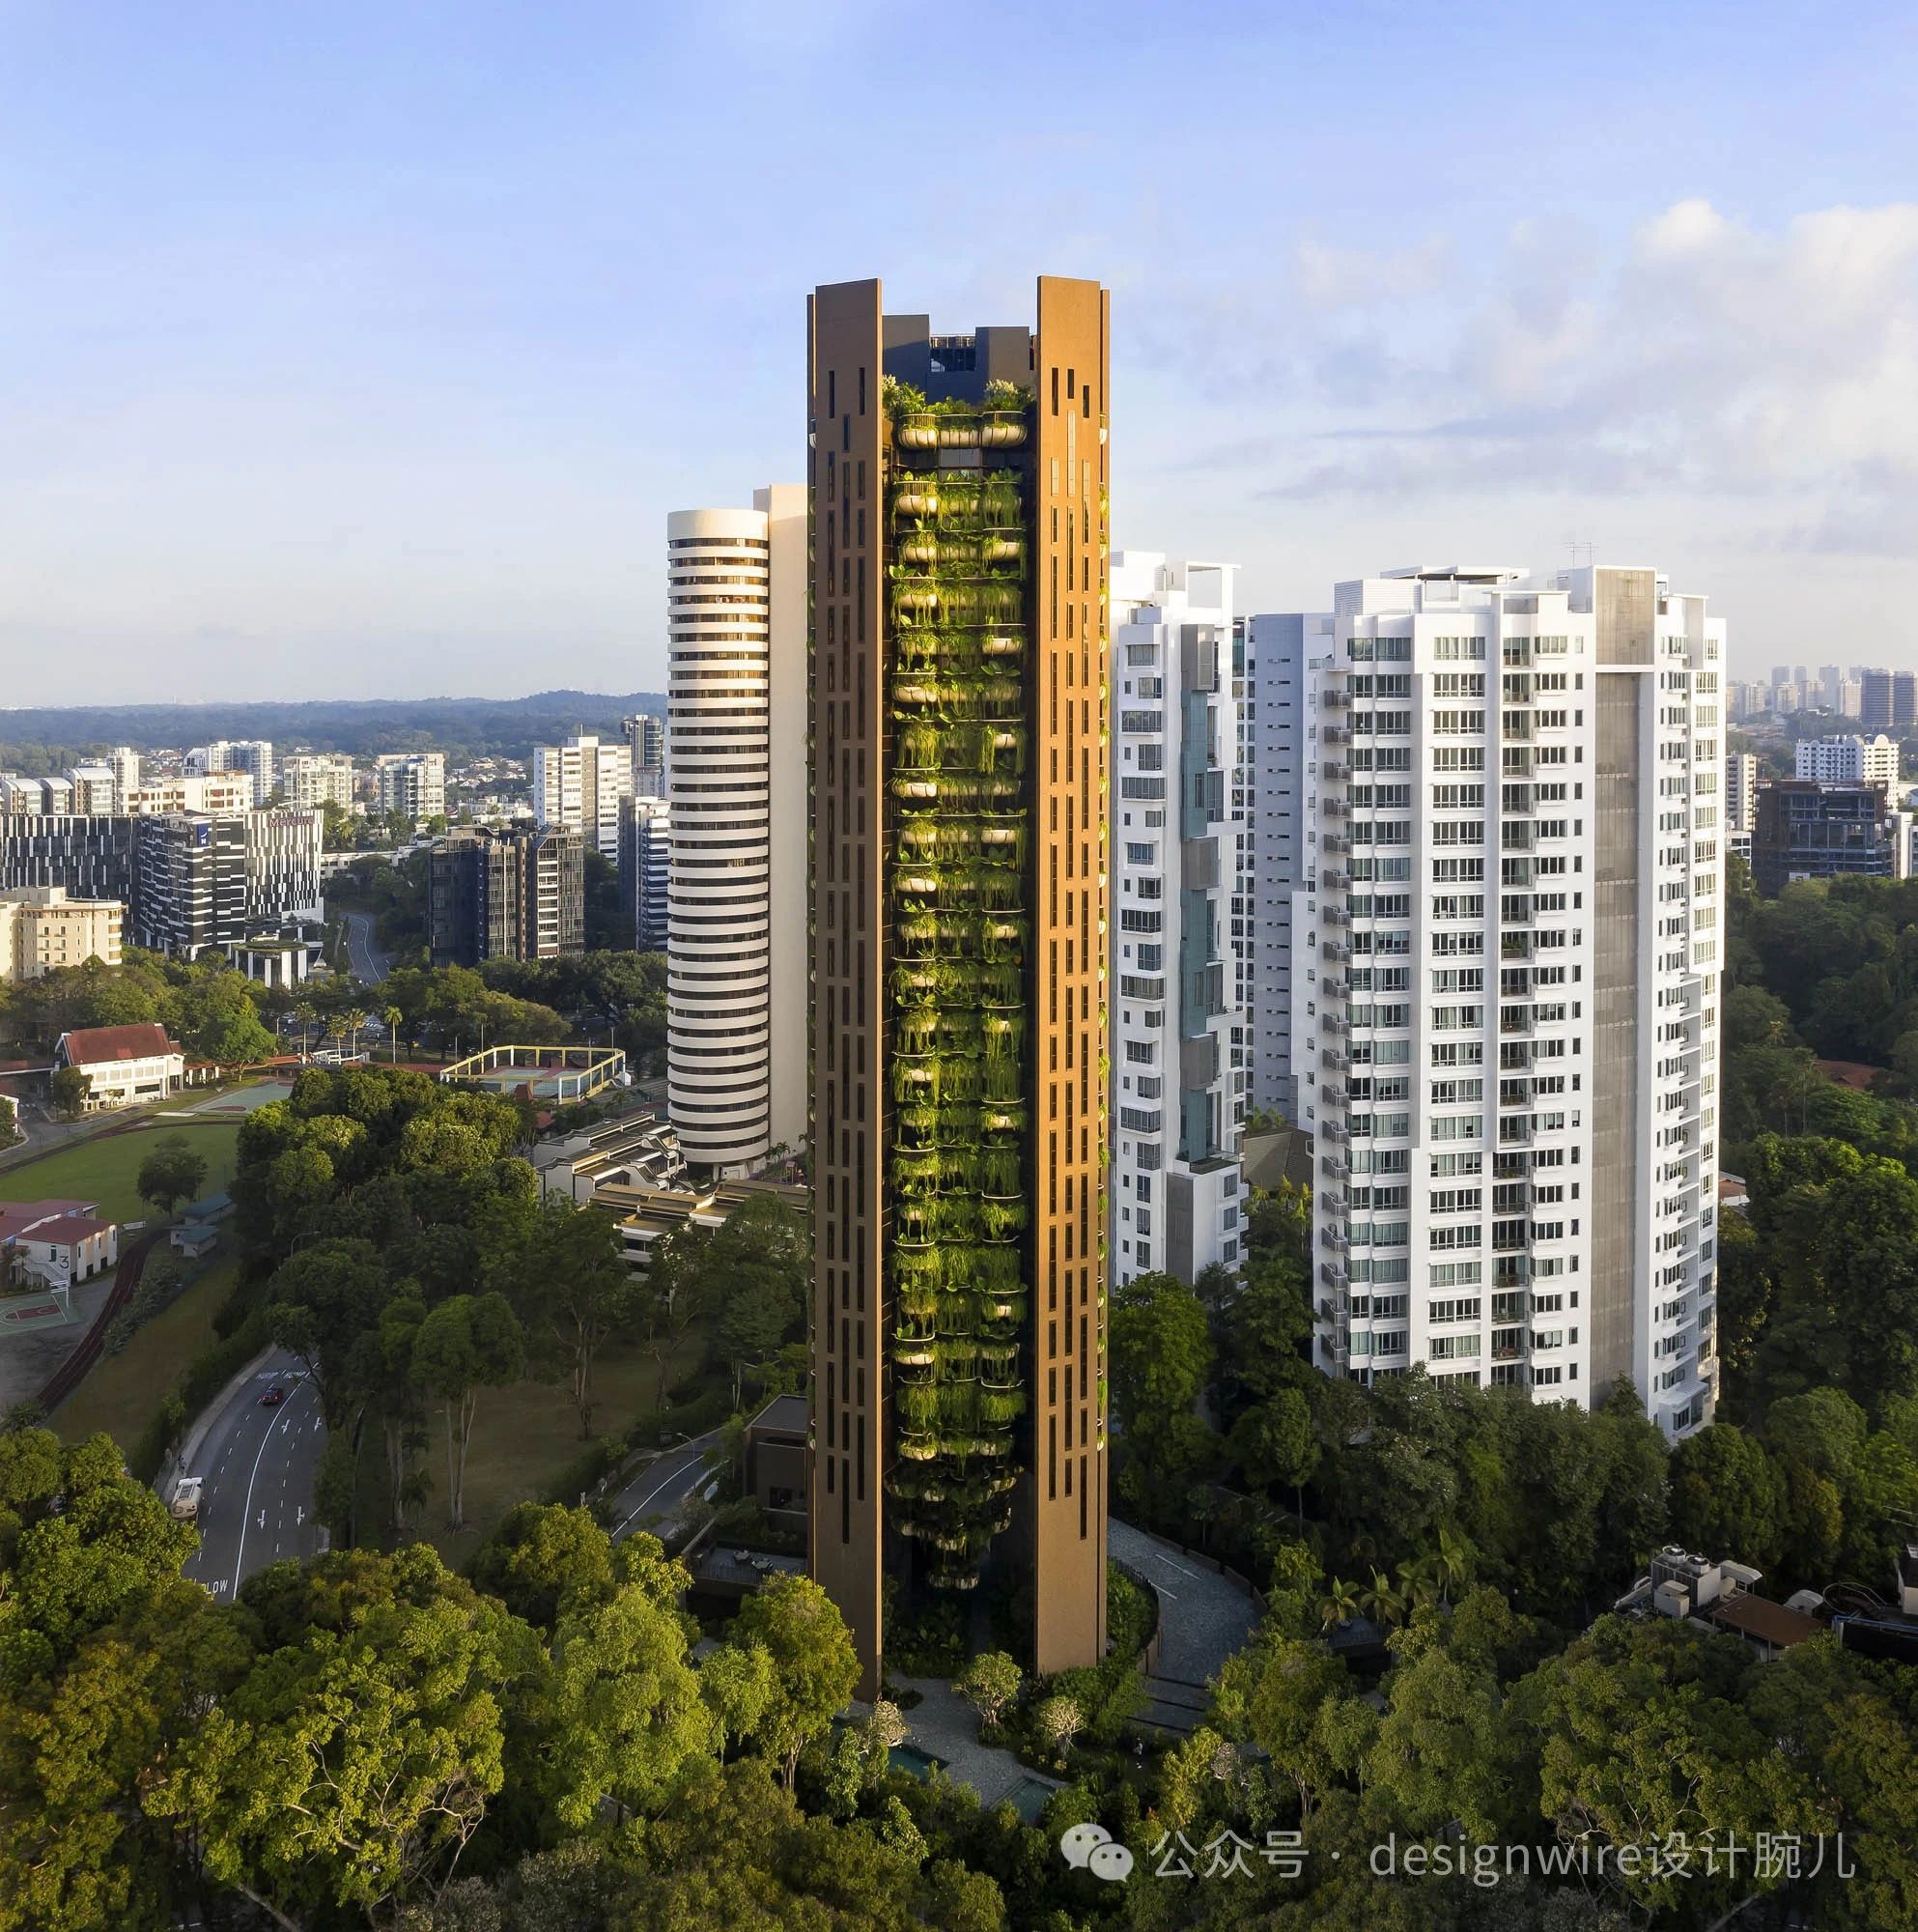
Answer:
[891,1676,1064,1811]
[1136,1676,1212,1740]
[1109,1519,1261,1689]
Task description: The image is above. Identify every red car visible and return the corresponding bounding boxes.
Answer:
[260,1386,288,1406]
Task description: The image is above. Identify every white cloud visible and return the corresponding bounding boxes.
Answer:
[1232,198,1918,553]
[1294,234,1450,309]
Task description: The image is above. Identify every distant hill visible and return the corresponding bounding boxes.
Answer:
[0,690,665,771]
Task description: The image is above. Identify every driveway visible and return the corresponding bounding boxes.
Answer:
[1110,1518,1261,1687]
[605,1429,723,1543]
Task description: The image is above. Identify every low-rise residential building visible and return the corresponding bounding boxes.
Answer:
[1794,733,1900,791]
[124,776,253,816]
[53,1023,184,1110]
[0,887,124,980]
[0,1199,119,1287]
[535,1114,687,1203]
[595,1174,808,1278]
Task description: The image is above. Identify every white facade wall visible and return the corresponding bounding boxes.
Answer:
[532,739,626,861]
[70,1050,183,1108]
[1794,734,1900,791]
[1111,554,1245,1286]
[1725,753,1760,835]
[108,748,140,812]
[664,493,806,1174]
[282,754,357,811]
[1292,564,1721,1440]
[375,753,447,823]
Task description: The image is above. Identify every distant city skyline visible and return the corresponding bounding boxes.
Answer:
[4,1,1916,701]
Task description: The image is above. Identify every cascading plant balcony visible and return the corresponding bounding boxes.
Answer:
[884,377,1032,453]
[881,377,1035,1592]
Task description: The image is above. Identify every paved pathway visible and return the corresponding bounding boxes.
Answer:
[1110,1518,1261,1687]
[893,1676,1064,1811]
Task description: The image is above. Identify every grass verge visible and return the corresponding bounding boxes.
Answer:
[52,1258,240,1451]
[417,1325,708,1570]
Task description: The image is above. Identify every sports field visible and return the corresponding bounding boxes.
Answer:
[0,1118,242,1226]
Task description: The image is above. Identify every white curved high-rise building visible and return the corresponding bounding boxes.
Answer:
[664,491,806,1174]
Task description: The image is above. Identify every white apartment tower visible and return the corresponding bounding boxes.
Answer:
[664,489,806,1173]
[1291,564,1722,1439]
[1111,554,1246,1285]
[282,753,357,812]
[618,792,671,951]
[108,747,141,812]
[532,736,628,863]
[1725,752,1760,836]
[1794,734,1900,792]
[375,752,447,825]
[186,740,274,806]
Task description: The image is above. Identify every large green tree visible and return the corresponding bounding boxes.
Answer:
[412,1293,524,1529]
[135,1135,209,1219]
[720,1575,859,1787]
[495,1199,633,1439]
[532,1564,715,1830]
[151,1549,536,1928]
[1109,1271,1218,1520]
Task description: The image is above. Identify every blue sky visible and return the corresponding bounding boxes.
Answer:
[3,0,1915,702]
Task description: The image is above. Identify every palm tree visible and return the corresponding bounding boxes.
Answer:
[1396,1553,1443,1616]
[1436,1521,1478,1607]
[1317,1575,1363,1632]
[383,1006,404,1065]
[340,1008,367,1060]
[1360,1567,1406,1629]
[293,1000,317,1059]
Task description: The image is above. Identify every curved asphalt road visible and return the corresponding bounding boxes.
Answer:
[342,910,391,984]
[605,1428,723,1544]
[176,1379,717,1600]
[179,1349,328,1602]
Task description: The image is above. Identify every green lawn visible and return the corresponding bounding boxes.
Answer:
[421,1327,706,1570]
[0,1119,241,1227]
[54,1258,239,1452]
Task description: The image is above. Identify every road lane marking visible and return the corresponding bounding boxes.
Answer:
[613,1454,702,1537]
[232,1380,312,1596]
